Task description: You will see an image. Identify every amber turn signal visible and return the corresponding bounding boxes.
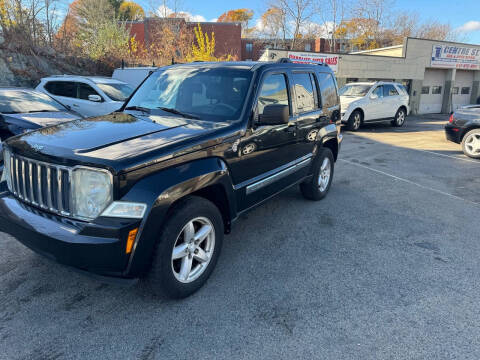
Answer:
[126,228,138,254]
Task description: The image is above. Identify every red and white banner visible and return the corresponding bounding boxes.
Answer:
[287,52,339,72]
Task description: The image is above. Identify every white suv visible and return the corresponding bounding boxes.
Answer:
[339,81,410,131]
[36,76,134,118]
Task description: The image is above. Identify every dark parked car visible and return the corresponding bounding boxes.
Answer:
[0,88,81,140]
[0,61,342,298]
[445,105,480,158]
[0,88,82,177]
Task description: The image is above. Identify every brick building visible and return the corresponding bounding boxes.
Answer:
[128,18,242,60]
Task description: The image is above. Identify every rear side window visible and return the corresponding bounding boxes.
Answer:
[45,81,76,98]
[383,84,399,97]
[78,83,101,100]
[257,74,289,116]
[292,73,316,113]
[317,72,337,109]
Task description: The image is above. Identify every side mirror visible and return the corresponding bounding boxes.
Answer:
[88,94,102,102]
[370,93,378,100]
[258,104,289,125]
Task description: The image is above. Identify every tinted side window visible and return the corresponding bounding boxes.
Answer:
[257,74,289,116]
[372,86,383,98]
[384,84,399,97]
[45,81,76,98]
[317,72,337,108]
[292,73,315,113]
[78,83,100,100]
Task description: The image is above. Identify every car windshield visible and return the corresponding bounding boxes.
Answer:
[339,84,372,97]
[0,90,66,114]
[96,83,134,102]
[125,67,253,122]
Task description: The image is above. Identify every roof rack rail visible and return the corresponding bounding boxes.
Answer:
[276,58,292,63]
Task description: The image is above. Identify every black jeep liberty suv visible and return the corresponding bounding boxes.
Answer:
[0,60,342,298]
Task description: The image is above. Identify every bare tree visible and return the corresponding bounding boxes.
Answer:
[274,0,314,49]
[318,0,345,52]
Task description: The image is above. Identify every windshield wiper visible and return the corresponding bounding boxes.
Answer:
[157,107,200,120]
[124,106,151,113]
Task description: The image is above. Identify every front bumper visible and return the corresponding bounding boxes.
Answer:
[445,124,463,144]
[0,190,140,278]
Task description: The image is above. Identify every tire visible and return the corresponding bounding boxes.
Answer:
[461,129,480,159]
[146,196,224,299]
[300,148,335,201]
[391,107,406,127]
[347,110,362,131]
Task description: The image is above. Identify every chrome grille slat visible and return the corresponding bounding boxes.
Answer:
[57,169,63,213]
[8,153,72,217]
[37,164,44,207]
[21,160,27,199]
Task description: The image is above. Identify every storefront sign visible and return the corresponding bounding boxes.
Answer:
[287,52,339,72]
[431,44,480,70]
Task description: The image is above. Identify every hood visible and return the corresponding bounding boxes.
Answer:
[340,96,363,111]
[2,111,81,129]
[5,112,230,172]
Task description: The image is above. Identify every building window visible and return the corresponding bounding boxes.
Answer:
[421,86,430,94]
[346,78,359,83]
[452,87,459,95]
[246,43,253,52]
[432,86,442,95]
[461,87,470,95]
[305,43,311,51]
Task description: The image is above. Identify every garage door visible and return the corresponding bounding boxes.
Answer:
[452,70,474,111]
[419,69,446,114]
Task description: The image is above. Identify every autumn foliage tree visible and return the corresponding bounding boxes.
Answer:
[118,1,144,20]
[218,8,254,36]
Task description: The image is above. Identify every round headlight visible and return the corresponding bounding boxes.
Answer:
[72,168,113,220]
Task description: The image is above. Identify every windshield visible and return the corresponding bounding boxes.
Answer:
[126,67,253,122]
[0,90,66,114]
[97,83,133,102]
[339,84,372,97]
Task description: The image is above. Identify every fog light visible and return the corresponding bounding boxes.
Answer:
[126,228,138,254]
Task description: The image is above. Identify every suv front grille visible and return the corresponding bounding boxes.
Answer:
[8,153,72,216]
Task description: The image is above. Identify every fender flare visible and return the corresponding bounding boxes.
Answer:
[122,157,236,277]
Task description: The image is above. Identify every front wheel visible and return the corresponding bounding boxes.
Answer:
[392,108,406,127]
[300,148,334,201]
[461,129,480,159]
[347,110,362,131]
[146,196,224,299]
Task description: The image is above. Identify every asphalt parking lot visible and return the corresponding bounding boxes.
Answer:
[1,113,480,360]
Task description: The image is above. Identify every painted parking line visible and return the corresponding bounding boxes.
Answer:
[339,159,480,206]
[411,149,480,164]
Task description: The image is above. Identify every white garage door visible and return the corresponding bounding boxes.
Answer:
[452,70,474,111]
[419,69,446,114]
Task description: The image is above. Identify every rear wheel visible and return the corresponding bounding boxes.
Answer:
[461,129,480,159]
[146,196,223,299]
[391,108,406,127]
[347,110,362,131]
[300,148,334,201]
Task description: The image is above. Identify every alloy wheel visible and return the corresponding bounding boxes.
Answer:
[396,110,405,125]
[318,157,331,192]
[353,113,361,129]
[465,133,480,156]
[171,217,215,283]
